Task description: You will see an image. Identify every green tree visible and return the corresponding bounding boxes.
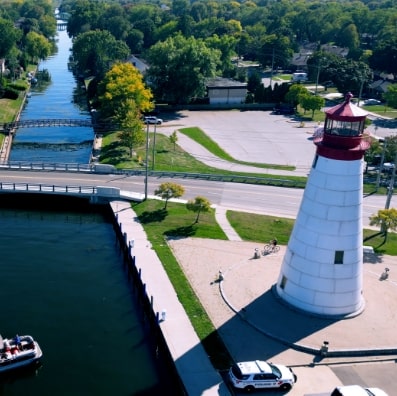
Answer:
[0,18,22,59]
[67,0,103,37]
[154,182,185,209]
[299,94,325,118]
[98,62,153,121]
[369,39,397,75]
[383,84,397,109]
[146,34,221,104]
[186,196,211,224]
[169,131,178,150]
[24,31,52,62]
[369,208,397,242]
[72,30,130,78]
[116,100,145,158]
[285,84,308,107]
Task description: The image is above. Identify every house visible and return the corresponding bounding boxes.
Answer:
[127,55,149,75]
[206,77,247,105]
[369,79,391,96]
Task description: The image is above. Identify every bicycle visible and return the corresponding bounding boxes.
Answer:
[262,242,280,255]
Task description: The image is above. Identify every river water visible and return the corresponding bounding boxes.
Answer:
[10,29,93,163]
[1,28,178,395]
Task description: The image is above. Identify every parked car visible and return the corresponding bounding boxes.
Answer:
[273,103,295,115]
[144,116,163,124]
[331,385,388,396]
[228,359,297,392]
[363,99,382,105]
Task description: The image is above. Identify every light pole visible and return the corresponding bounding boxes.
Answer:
[152,123,157,170]
[144,121,149,200]
[385,149,397,210]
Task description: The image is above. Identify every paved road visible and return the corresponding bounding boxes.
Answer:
[0,170,392,228]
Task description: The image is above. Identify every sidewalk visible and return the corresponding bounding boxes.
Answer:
[109,200,230,396]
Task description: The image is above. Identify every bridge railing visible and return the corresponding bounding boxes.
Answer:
[0,182,97,196]
[0,161,93,172]
[0,161,307,188]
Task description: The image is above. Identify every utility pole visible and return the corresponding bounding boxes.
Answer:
[144,122,149,200]
[385,149,397,209]
[375,138,387,192]
[152,123,157,170]
[269,48,275,87]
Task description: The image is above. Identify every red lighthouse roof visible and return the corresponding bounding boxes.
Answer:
[325,92,368,122]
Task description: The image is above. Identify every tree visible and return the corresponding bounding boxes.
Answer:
[169,131,178,150]
[383,84,397,109]
[285,84,308,107]
[72,30,130,78]
[24,31,52,62]
[186,196,211,223]
[116,100,145,158]
[369,208,397,242]
[98,62,154,120]
[369,39,397,75]
[154,182,185,209]
[146,34,221,104]
[0,18,22,59]
[299,94,325,118]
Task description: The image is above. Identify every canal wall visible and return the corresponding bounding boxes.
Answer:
[109,200,229,396]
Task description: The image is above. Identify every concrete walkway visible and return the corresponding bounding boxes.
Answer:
[110,200,231,396]
[214,206,242,241]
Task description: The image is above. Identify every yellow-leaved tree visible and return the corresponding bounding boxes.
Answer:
[98,62,154,158]
[98,62,154,119]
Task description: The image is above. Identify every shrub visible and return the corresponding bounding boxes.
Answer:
[3,87,19,100]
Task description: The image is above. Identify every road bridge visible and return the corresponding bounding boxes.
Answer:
[0,181,142,203]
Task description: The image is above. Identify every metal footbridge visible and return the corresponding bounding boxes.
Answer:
[2,119,117,133]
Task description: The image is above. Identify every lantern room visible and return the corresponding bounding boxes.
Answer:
[314,93,370,160]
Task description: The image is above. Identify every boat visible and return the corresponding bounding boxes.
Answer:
[0,334,43,373]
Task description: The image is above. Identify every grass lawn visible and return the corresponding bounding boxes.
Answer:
[0,97,25,124]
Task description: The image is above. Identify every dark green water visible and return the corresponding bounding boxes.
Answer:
[0,195,177,395]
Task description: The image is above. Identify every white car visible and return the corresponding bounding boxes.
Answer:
[363,99,381,105]
[144,116,163,124]
[228,359,297,392]
[331,385,388,396]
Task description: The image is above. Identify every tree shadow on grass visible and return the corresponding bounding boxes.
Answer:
[164,224,197,238]
[138,209,168,224]
[99,141,129,165]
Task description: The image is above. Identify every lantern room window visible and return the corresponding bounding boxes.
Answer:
[324,118,365,137]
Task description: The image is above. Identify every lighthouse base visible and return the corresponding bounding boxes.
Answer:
[274,285,365,319]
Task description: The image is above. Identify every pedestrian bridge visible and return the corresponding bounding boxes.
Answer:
[2,119,118,133]
[0,182,143,203]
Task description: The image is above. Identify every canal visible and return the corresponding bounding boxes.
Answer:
[10,28,93,163]
[1,27,178,395]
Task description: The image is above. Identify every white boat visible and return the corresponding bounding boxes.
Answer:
[0,334,43,373]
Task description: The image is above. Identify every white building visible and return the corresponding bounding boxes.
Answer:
[206,77,247,105]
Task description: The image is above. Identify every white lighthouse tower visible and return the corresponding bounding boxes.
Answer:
[276,93,370,317]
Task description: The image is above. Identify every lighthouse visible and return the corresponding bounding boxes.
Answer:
[276,93,370,317]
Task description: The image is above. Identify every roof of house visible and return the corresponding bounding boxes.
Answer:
[206,77,247,89]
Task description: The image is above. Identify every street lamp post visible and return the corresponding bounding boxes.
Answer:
[385,149,397,210]
[144,121,149,200]
[152,123,157,170]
